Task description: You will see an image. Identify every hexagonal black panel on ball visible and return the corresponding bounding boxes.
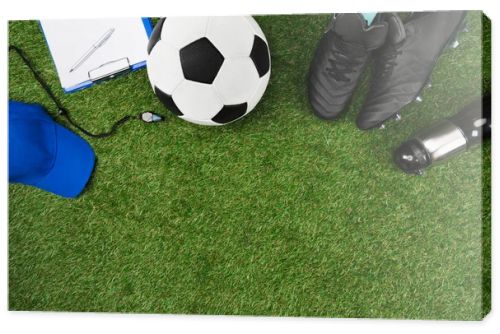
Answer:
[180,37,225,84]
[250,35,270,78]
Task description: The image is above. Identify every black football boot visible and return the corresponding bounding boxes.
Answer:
[308,13,390,120]
[357,11,467,130]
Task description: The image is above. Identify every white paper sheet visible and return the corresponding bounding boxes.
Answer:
[40,18,150,92]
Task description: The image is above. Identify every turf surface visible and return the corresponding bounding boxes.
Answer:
[8,12,490,319]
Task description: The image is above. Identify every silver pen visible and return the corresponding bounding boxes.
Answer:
[69,28,115,73]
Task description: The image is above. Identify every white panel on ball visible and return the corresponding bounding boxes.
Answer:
[245,16,267,42]
[173,80,223,121]
[206,16,255,58]
[161,17,210,49]
[146,42,184,94]
[180,115,218,126]
[247,71,270,112]
[213,57,260,105]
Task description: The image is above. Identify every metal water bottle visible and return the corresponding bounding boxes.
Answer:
[393,95,491,175]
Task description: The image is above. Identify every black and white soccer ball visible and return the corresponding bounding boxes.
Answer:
[147,16,271,126]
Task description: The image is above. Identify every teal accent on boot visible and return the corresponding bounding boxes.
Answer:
[361,12,377,25]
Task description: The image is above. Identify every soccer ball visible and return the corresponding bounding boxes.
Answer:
[147,16,271,126]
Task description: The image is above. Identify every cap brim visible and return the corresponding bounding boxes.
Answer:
[32,123,95,198]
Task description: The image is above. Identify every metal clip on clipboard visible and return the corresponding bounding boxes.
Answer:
[88,57,131,83]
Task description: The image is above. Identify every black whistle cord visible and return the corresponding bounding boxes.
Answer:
[9,44,165,138]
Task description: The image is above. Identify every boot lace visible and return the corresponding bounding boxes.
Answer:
[325,36,365,82]
[377,44,403,78]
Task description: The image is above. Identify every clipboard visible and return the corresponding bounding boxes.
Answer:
[39,18,153,93]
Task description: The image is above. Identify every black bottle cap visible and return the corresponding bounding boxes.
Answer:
[393,139,431,174]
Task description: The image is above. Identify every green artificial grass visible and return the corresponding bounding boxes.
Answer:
[8,12,490,319]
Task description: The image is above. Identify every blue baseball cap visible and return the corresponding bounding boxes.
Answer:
[9,101,95,198]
